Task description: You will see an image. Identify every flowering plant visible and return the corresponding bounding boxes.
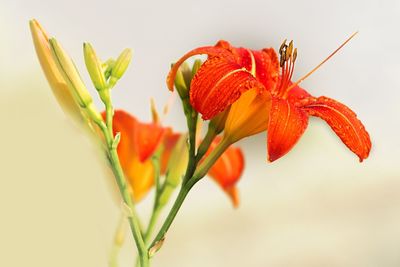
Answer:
[30,19,371,267]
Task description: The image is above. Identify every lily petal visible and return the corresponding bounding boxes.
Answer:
[190,57,264,119]
[301,96,371,161]
[126,156,155,202]
[107,110,154,201]
[253,48,280,90]
[267,98,309,162]
[207,137,245,207]
[134,120,166,162]
[224,89,271,143]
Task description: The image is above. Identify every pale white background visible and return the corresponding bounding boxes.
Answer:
[1,0,400,266]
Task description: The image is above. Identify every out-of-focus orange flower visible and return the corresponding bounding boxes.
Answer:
[104,110,168,202]
[110,110,245,206]
[205,137,245,208]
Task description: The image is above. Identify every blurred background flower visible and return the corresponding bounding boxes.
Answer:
[1,0,399,267]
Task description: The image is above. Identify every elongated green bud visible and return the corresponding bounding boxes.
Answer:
[109,48,132,88]
[83,42,108,92]
[174,67,188,99]
[191,59,202,77]
[49,38,102,123]
[180,62,192,89]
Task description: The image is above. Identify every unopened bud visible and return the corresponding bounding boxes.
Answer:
[83,42,108,92]
[174,67,188,99]
[102,58,116,80]
[49,39,93,108]
[29,19,82,123]
[109,48,132,88]
[180,62,192,89]
[191,59,202,78]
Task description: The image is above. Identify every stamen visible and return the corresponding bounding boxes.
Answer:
[277,39,297,97]
[286,31,358,92]
[246,48,257,77]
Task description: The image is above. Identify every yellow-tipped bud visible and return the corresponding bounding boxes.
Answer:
[83,42,108,92]
[173,67,188,99]
[158,134,188,206]
[49,38,102,123]
[29,19,82,122]
[109,48,132,88]
[179,62,192,89]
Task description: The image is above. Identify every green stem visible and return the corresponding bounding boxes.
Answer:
[99,102,149,267]
[192,137,231,180]
[148,184,192,252]
[195,126,217,163]
[108,144,149,267]
[148,137,231,252]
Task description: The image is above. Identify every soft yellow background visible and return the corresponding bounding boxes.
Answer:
[1,0,400,266]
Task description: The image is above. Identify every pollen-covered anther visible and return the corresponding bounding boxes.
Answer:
[277,39,298,98]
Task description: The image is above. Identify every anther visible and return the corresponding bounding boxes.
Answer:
[279,39,287,55]
[286,40,293,61]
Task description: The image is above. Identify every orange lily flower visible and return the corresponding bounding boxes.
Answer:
[167,38,371,162]
[104,110,167,202]
[206,137,245,208]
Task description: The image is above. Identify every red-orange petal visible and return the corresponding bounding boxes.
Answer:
[301,96,371,161]
[224,186,240,208]
[134,120,166,162]
[207,137,245,206]
[166,45,234,91]
[190,56,264,120]
[267,98,309,162]
[253,48,280,90]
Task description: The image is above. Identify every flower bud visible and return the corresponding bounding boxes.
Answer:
[191,59,202,78]
[103,58,116,80]
[109,48,132,88]
[83,42,108,92]
[173,67,188,99]
[49,38,102,123]
[180,62,192,89]
[29,19,82,122]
